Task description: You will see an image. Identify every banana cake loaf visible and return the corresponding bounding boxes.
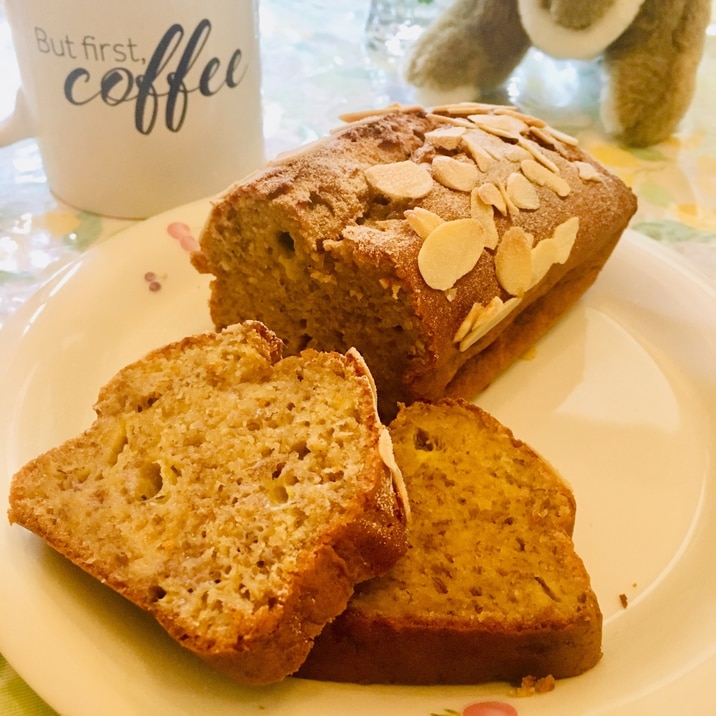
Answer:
[191,103,637,417]
[298,399,602,685]
[7,321,409,685]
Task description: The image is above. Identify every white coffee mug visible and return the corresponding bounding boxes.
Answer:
[0,0,264,218]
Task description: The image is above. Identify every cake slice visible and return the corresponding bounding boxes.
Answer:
[7,321,409,685]
[298,399,602,685]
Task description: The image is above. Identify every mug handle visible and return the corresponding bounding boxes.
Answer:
[0,89,33,146]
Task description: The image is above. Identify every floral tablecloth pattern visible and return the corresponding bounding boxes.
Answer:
[1,1,715,714]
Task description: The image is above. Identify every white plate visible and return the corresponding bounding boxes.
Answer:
[1,201,715,716]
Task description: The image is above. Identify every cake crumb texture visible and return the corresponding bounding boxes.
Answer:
[298,399,602,684]
[8,321,408,684]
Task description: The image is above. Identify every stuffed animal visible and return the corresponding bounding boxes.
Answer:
[404,0,711,146]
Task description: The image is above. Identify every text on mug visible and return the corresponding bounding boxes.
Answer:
[34,20,248,134]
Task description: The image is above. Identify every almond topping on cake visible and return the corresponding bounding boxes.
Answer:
[477,182,508,216]
[575,161,603,182]
[432,155,479,192]
[506,171,541,210]
[469,188,499,249]
[460,131,495,171]
[404,207,445,239]
[495,226,534,296]
[417,218,486,290]
[518,137,561,174]
[425,126,466,150]
[529,217,580,287]
[521,159,572,197]
[456,297,523,351]
[530,238,560,286]
[365,160,433,200]
[553,216,580,262]
[469,113,527,139]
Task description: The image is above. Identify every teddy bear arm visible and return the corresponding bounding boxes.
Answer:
[601,0,711,146]
[405,0,530,93]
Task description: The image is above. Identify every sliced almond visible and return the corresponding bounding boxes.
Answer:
[575,161,603,182]
[404,207,445,239]
[365,160,433,200]
[506,172,540,210]
[453,300,491,343]
[521,159,571,197]
[426,113,475,129]
[417,218,486,291]
[470,188,499,249]
[460,131,494,172]
[494,106,547,128]
[432,155,479,192]
[530,237,559,286]
[517,137,560,174]
[469,113,526,139]
[457,296,522,352]
[477,182,507,216]
[528,125,558,148]
[497,180,519,216]
[483,143,532,164]
[553,216,580,262]
[432,102,498,117]
[463,129,534,166]
[425,126,466,150]
[495,226,533,296]
[528,217,580,288]
[474,133,531,164]
[542,124,579,146]
[501,144,533,163]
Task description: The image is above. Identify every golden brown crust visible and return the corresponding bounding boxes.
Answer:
[192,105,637,417]
[298,601,602,684]
[8,322,408,685]
[298,399,602,685]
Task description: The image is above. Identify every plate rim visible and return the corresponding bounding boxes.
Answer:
[1,205,715,716]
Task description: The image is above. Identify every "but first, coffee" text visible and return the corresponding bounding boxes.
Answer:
[36,20,248,134]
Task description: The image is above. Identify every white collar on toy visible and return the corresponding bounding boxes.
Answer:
[517,0,646,60]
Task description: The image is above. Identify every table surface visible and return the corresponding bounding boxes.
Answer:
[1,1,716,714]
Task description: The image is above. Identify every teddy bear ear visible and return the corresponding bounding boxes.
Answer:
[517,0,646,60]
